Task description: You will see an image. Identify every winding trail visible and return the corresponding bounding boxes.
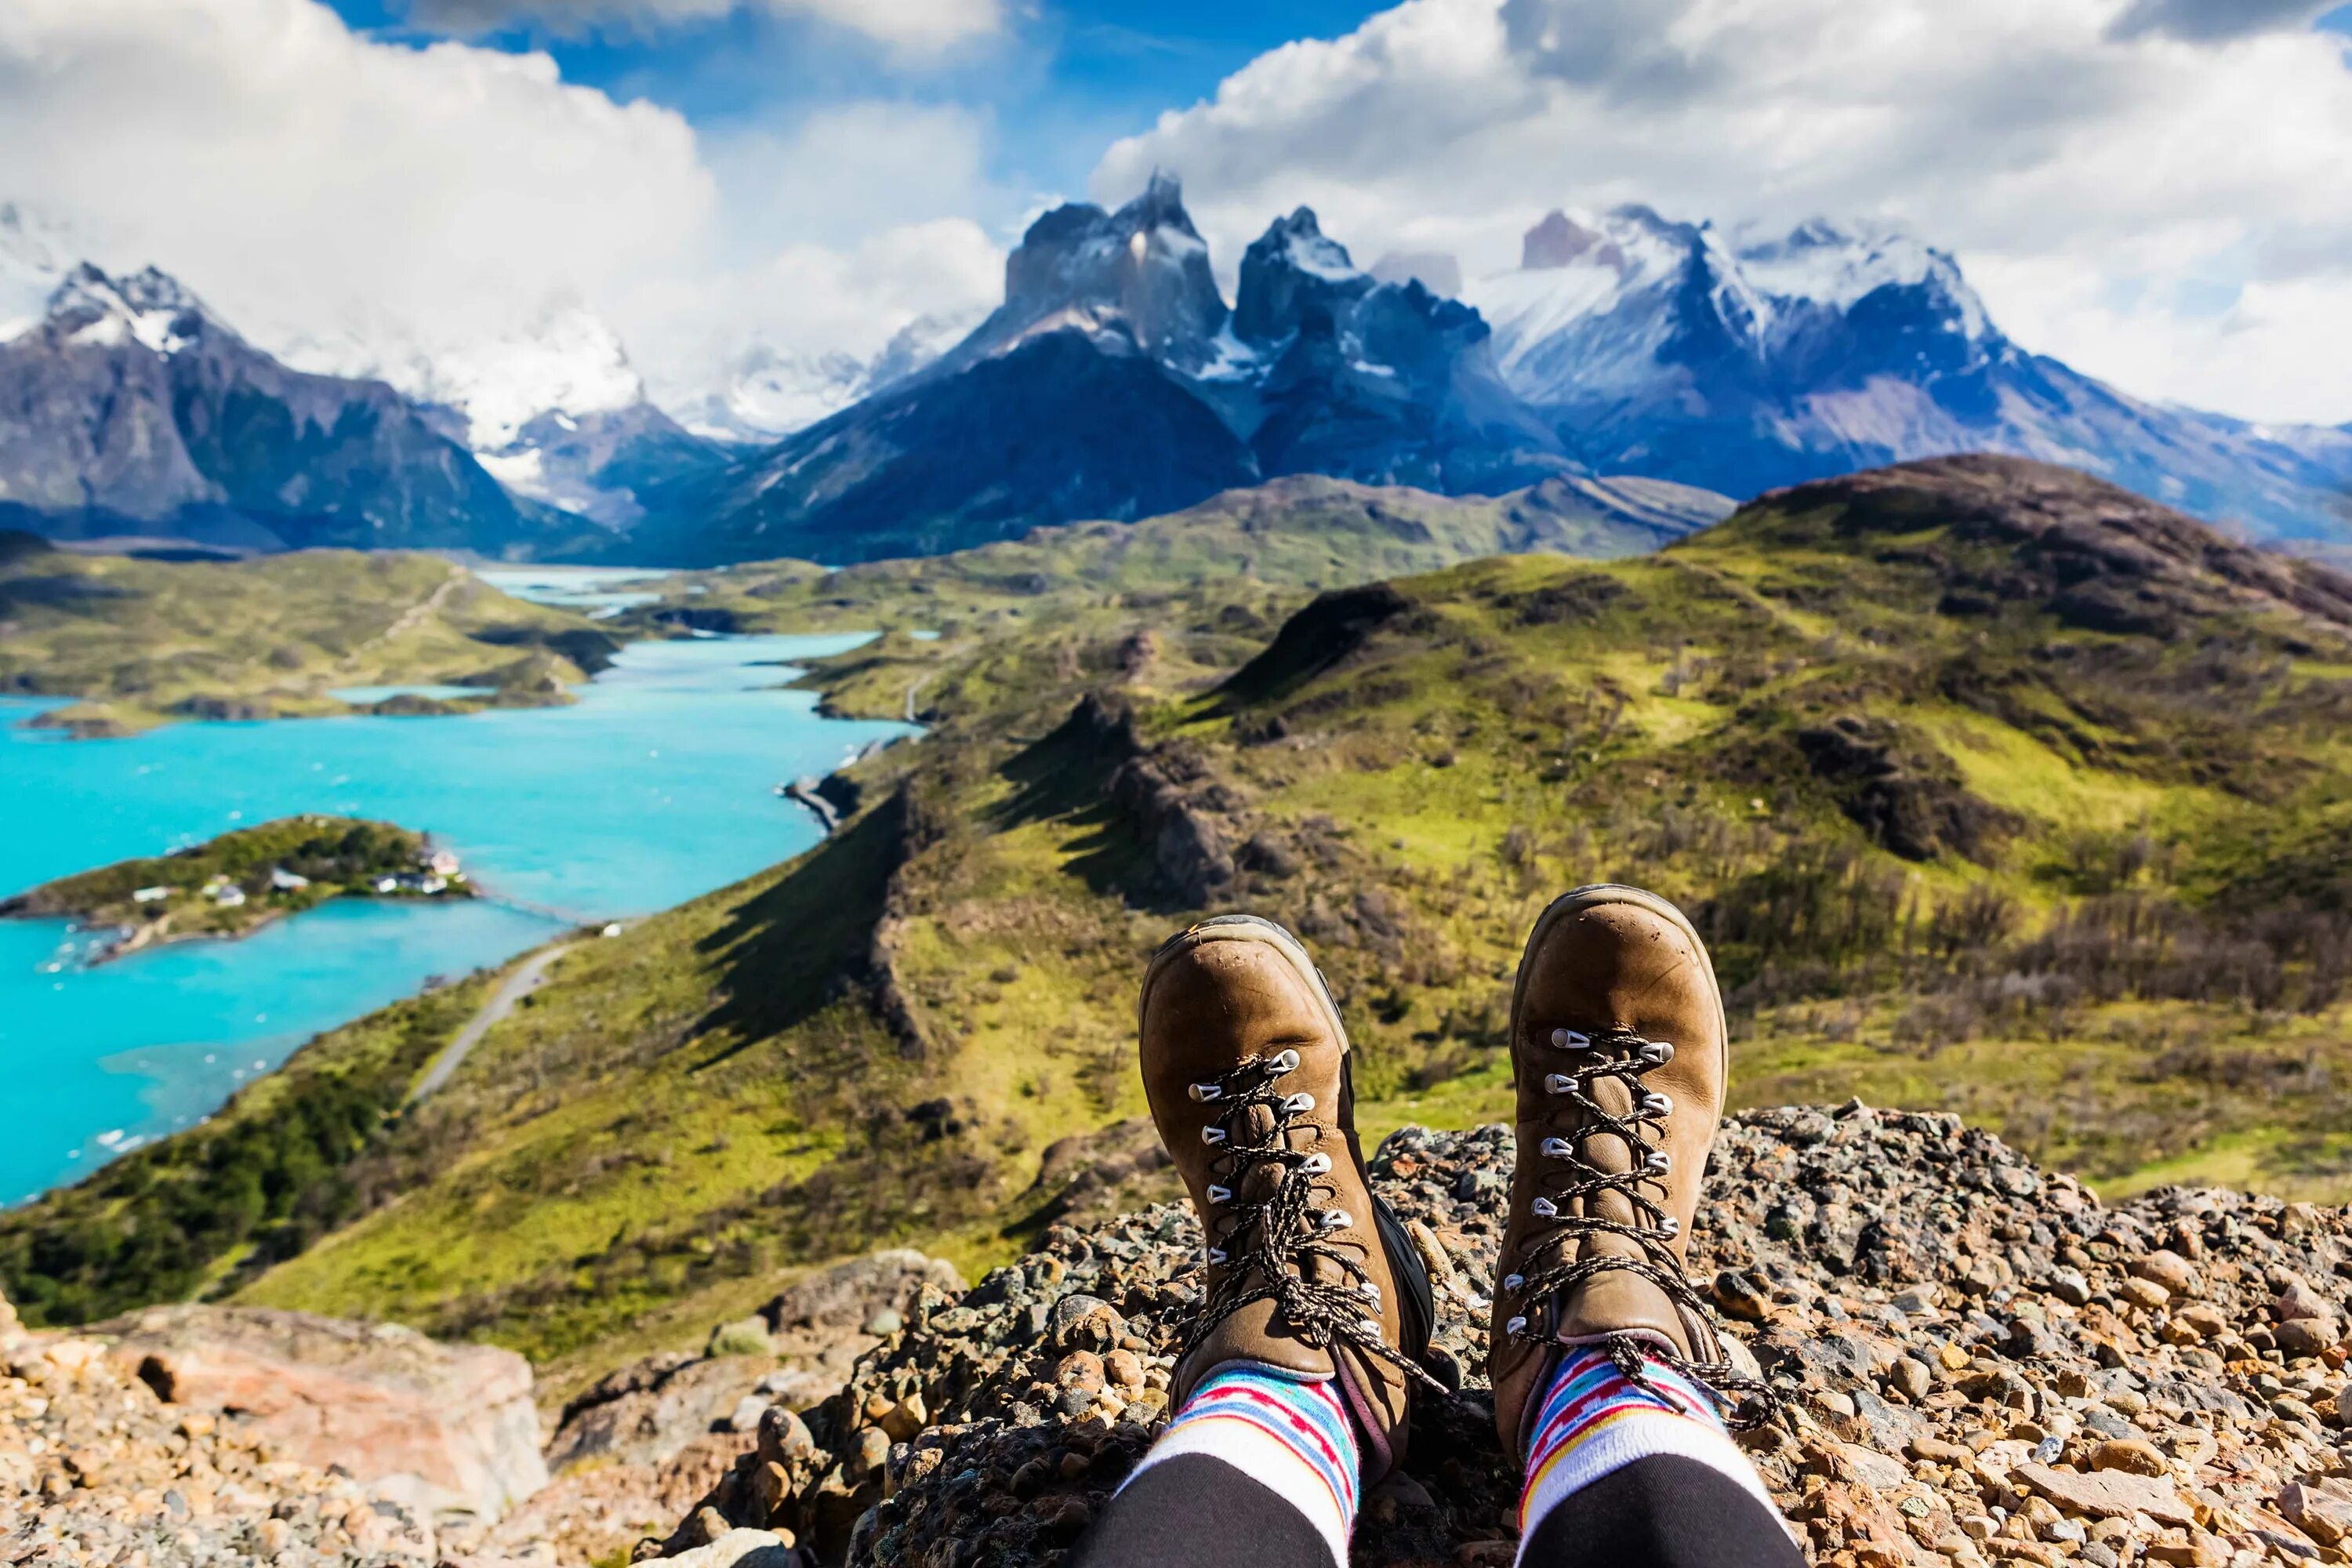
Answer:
[355,566,469,660]
[409,939,576,1103]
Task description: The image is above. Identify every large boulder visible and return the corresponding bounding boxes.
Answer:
[95,1303,546,1525]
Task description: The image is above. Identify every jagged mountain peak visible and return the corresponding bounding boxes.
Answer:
[43,262,229,357]
[961,176,1227,374]
[1233,205,1373,346]
[1257,207,1360,278]
[1123,169,1196,236]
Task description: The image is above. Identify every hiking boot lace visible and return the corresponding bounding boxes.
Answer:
[1501,1026,1784,1430]
[1177,1050,1444,1393]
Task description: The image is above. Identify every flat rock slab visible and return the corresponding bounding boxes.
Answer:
[96,1302,546,1523]
[2016,1462,2196,1526]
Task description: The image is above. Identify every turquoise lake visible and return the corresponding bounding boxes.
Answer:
[1,631,913,1205]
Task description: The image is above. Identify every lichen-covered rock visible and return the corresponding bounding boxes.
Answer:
[650,1109,2352,1568]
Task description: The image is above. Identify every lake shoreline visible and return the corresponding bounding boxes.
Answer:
[0,630,914,1204]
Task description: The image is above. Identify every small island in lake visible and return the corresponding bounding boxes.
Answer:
[0,815,473,962]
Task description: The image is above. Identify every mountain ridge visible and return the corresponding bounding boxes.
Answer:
[0,262,597,557]
[624,185,2352,568]
[1470,206,2352,552]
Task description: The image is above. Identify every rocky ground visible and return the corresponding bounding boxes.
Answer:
[644,1106,2352,1568]
[0,1290,461,1568]
[0,1245,960,1568]
[505,1252,964,1568]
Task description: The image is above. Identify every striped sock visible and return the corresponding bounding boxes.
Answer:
[1517,1345,1775,1557]
[1121,1363,1360,1567]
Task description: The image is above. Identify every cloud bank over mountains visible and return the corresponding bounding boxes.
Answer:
[0,0,2348,432]
[1098,0,2352,425]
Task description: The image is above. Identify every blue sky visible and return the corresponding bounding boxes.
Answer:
[319,0,1392,212]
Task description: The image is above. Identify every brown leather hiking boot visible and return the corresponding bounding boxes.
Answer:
[1140,916,1436,1482]
[1487,885,1767,1458]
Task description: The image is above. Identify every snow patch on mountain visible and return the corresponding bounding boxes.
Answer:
[47,265,225,358]
[420,307,643,451]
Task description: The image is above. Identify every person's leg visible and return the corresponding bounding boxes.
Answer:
[1519,1453,1802,1568]
[1485,885,1795,1568]
[1073,915,1440,1568]
[1511,1345,1798,1568]
[1076,1370,1359,1568]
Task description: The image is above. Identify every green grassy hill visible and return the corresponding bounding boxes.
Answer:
[0,533,619,735]
[6,455,2350,1398]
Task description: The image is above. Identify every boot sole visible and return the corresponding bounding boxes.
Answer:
[1141,913,1436,1363]
[1509,883,1729,1084]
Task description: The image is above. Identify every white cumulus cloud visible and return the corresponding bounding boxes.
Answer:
[1095,0,2352,426]
[0,0,1007,426]
[0,0,717,353]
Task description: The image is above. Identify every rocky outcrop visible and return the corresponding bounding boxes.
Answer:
[492,1252,964,1568]
[1796,714,2020,864]
[93,1303,546,1526]
[644,1108,2352,1568]
[548,1251,967,1479]
[1047,693,1246,908]
[1220,582,1414,706]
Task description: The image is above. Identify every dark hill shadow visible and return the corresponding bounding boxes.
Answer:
[1215,581,1410,710]
[688,792,909,1065]
[992,694,1163,902]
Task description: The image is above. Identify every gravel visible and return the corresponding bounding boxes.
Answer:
[0,1323,449,1568]
[649,1106,2352,1568]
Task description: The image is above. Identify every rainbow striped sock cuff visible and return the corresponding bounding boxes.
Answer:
[1516,1345,1776,1555]
[1121,1363,1360,1568]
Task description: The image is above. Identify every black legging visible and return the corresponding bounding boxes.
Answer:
[1074,1451,1804,1568]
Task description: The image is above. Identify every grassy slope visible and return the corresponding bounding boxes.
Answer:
[606,474,1730,712]
[8,459,2350,1394]
[0,535,615,734]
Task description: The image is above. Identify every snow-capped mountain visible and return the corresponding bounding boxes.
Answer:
[271,301,725,528]
[1225,207,1570,491]
[623,180,1607,566]
[0,262,590,554]
[1464,208,2352,547]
